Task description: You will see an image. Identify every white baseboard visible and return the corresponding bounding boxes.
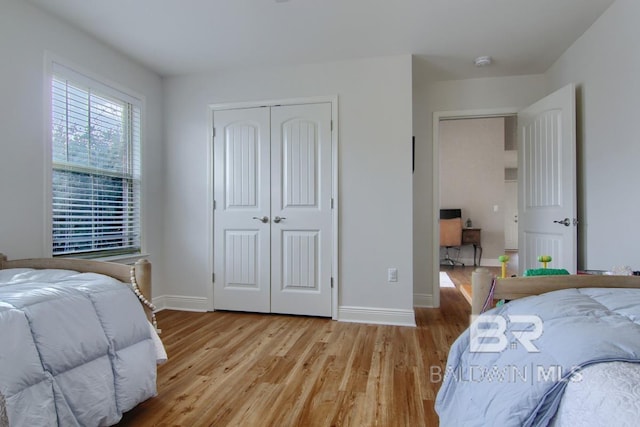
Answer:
[413,293,434,308]
[454,258,500,268]
[338,306,416,327]
[152,297,416,326]
[477,259,500,267]
[152,295,209,312]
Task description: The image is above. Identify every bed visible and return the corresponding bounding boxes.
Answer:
[0,253,165,427]
[436,269,640,427]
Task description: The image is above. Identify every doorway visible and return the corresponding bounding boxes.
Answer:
[432,108,519,307]
[438,116,518,266]
[433,84,578,305]
[210,99,338,318]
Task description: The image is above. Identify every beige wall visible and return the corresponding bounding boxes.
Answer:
[439,117,505,266]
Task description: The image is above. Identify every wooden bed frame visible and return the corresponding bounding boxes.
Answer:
[471,268,640,316]
[0,253,154,323]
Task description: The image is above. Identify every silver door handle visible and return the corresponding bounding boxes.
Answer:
[553,218,570,227]
[252,216,269,223]
[273,216,286,223]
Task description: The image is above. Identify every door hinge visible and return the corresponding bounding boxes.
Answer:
[213,127,216,138]
[212,273,215,283]
[331,277,334,288]
[331,198,334,209]
[331,120,333,131]
[213,200,216,210]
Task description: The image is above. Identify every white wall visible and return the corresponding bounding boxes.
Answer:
[412,66,547,306]
[546,0,640,270]
[0,0,165,294]
[439,117,506,265]
[7,0,632,323]
[414,0,640,305]
[162,55,414,322]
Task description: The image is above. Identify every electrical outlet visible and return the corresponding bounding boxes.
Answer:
[388,268,398,282]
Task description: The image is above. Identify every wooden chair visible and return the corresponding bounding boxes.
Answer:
[440,209,464,268]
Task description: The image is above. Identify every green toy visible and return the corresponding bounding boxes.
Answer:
[537,255,552,268]
[525,255,569,276]
[524,268,570,276]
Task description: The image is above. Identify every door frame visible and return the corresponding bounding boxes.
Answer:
[432,107,518,308]
[504,179,518,251]
[207,95,339,319]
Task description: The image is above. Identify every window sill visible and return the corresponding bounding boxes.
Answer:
[94,253,150,265]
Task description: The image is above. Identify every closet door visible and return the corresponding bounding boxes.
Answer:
[213,107,271,312]
[213,103,333,317]
[270,103,332,317]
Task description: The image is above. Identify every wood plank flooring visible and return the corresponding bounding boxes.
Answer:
[117,286,471,427]
[443,265,515,305]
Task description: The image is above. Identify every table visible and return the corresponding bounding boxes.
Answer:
[462,228,482,266]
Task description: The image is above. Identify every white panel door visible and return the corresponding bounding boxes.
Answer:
[213,103,333,317]
[213,107,271,312]
[270,104,332,317]
[518,84,577,274]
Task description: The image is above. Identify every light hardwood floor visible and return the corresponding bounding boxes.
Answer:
[118,287,471,427]
[443,265,517,304]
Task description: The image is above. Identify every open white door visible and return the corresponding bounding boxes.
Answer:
[213,107,271,312]
[270,104,333,317]
[518,84,577,274]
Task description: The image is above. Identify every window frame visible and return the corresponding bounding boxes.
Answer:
[44,55,146,259]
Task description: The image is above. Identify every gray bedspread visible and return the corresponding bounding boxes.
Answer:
[0,268,157,426]
[436,287,640,427]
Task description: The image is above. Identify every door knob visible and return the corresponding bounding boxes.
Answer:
[252,216,269,223]
[273,216,286,223]
[553,218,571,227]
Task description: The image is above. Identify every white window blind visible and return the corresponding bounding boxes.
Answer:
[51,63,141,257]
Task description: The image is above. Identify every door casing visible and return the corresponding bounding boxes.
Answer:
[207,96,339,319]
[504,180,518,250]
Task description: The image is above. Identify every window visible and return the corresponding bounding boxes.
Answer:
[50,63,141,257]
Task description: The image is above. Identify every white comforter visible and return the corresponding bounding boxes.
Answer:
[551,361,640,427]
[0,268,160,426]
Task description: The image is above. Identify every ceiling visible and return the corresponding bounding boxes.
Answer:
[27,0,615,79]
